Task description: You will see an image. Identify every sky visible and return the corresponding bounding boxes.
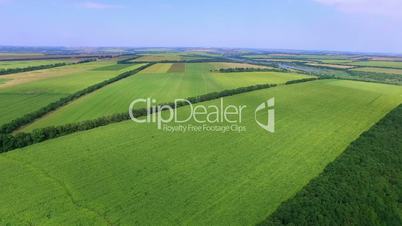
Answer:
[0,0,401,53]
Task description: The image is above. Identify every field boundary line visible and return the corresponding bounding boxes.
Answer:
[0,77,318,153]
[0,63,153,134]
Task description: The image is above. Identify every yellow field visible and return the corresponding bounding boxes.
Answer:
[140,63,173,73]
[307,63,355,69]
[0,60,115,90]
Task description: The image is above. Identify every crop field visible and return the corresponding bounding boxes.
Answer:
[0,78,9,84]
[21,63,310,131]
[133,53,218,62]
[347,60,402,69]
[2,80,402,225]
[0,62,144,126]
[167,63,185,72]
[0,53,45,60]
[244,54,349,60]
[209,62,272,70]
[0,61,113,89]
[0,59,75,70]
[140,63,173,73]
[351,67,402,75]
[306,62,355,69]
[92,63,137,71]
[2,1,402,224]
[256,58,309,63]
[134,54,182,62]
[319,59,354,64]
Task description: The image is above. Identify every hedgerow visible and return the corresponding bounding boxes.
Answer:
[0,59,96,76]
[0,63,152,134]
[0,77,318,153]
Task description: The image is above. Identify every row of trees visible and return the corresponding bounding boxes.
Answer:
[0,77,318,153]
[0,63,152,134]
[0,59,96,76]
[260,104,402,226]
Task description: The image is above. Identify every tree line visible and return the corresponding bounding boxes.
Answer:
[0,63,153,134]
[0,59,97,76]
[0,77,318,153]
[259,104,402,226]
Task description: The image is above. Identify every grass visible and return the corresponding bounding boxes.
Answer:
[133,54,183,62]
[140,63,172,73]
[0,59,74,70]
[320,59,354,64]
[92,63,139,71]
[133,53,217,62]
[348,61,402,69]
[167,63,185,73]
[306,63,354,69]
[0,61,112,89]
[351,67,402,75]
[209,62,272,70]
[1,80,402,225]
[0,78,9,84]
[0,62,145,126]
[262,103,402,226]
[21,63,310,131]
[244,54,348,60]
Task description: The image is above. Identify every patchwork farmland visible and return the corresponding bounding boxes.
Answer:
[1,50,402,226]
[21,62,308,131]
[0,60,144,126]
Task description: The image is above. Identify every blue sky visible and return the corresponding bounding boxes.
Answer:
[1,0,401,53]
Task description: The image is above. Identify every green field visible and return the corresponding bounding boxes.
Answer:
[133,54,183,62]
[0,78,9,84]
[2,80,402,225]
[351,66,402,75]
[133,52,217,62]
[0,59,74,70]
[0,62,144,126]
[92,63,137,71]
[244,54,349,60]
[320,59,354,64]
[348,60,402,69]
[21,63,310,131]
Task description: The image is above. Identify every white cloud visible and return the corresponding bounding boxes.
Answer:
[313,0,402,17]
[80,1,122,9]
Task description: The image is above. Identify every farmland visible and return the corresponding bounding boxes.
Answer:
[306,62,355,69]
[21,62,309,131]
[134,54,182,62]
[347,60,402,69]
[1,80,402,225]
[351,67,402,75]
[0,61,144,126]
[209,62,272,70]
[2,0,402,223]
[0,59,75,70]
